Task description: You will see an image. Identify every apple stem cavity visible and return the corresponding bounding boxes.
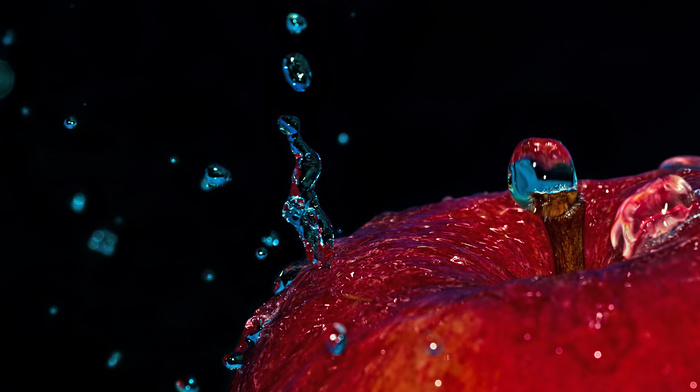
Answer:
[532,192,586,274]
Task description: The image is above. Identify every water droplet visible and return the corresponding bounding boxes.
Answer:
[87,229,118,256]
[593,350,602,359]
[261,230,280,247]
[337,132,349,145]
[245,328,262,347]
[507,138,578,211]
[3,29,15,46]
[223,351,245,370]
[174,377,200,392]
[282,53,312,92]
[324,322,347,355]
[21,106,30,117]
[169,155,180,165]
[200,163,231,191]
[201,269,215,282]
[273,261,304,294]
[64,116,78,130]
[71,192,86,213]
[424,334,444,355]
[278,116,334,265]
[48,305,59,315]
[659,155,700,170]
[255,247,268,260]
[611,174,697,259]
[286,13,307,34]
[106,351,122,368]
[691,381,698,390]
[0,60,15,99]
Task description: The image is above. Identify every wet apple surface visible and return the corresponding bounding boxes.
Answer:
[227,154,700,391]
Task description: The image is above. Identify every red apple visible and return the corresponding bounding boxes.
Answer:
[226,143,700,391]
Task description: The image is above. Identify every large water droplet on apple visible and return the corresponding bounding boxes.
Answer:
[282,53,312,92]
[278,115,334,266]
[273,261,304,294]
[507,138,578,211]
[245,328,262,348]
[224,351,245,370]
[610,174,698,259]
[659,155,700,170]
[324,322,347,355]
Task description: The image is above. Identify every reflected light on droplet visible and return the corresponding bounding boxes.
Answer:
[690,381,697,389]
[434,379,442,387]
[555,347,563,355]
[594,350,602,359]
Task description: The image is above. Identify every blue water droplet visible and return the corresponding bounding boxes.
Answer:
[278,115,300,136]
[224,351,245,370]
[71,192,86,213]
[21,106,30,117]
[48,305,59,315]
[245,329,262,347]
[106,351,122,368]
[286,13,307,34]
[337,132,349,145]
[174,377,200,392]
[282,53,312,92]
[261,230,280,247]
[273,261,304,294]
[324,322,347,355]
[255,247,268,260]
[64,116,78,130]
[0,60,15,99]
[169,156,179,164]
[200,163,231,191]
[2,29,15,46]
[87,229,118,256]
[507,138,577,210]
[201,269,215,282]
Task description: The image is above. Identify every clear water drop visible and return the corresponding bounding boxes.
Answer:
[611,174,698,259]
[286,13,307,34]
[106,351,122,368]
[0,60,15,99]
[174,377,200,392]
[201,269,215,282]
[337,132,349,145]
[255,247,268,260]
[324,322,347,355]
[200,163,231,191]
[3,29,15,46]
[169,155,179,165]
[224,351,245,370]
[71,192,86,213]
[507,138,578,211]
[48,305,59,315]
[273,261,304,294]
[64,116,78,130]
[282,53,312,92]
[21,106,30,117]
[87,229,118,256]
[261,230,280,247]
[278,115,300,136]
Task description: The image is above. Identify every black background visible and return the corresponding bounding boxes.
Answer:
[2,1,700,391]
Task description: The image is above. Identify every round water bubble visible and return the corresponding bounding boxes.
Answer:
[64,116,78,130]
[0,60,15,99]
[286,13,307,34]
[337,132,349,145]
[261,230,280,247]
[282,53,312,92]
[324,322,347,355]
[255,247,269,260]
[106,351,122,368]
[200,163,232,191]
[3,29,15,46]
[174,377,200,392]
[71,192,86,213]
[507,138,577,210]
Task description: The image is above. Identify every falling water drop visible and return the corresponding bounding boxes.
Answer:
[282,53,312,92]
[255,247,268,260]
[337,132,349,145]
[324,322,347,355]
[286,13,307,34]
[261,230,280,247]
[169,155,180,165]
[87,229,118,256]
[200,163,231,191]
[201,269,215,282]
[106,351,122,368]
[71,192,86,213]
[0,60,15,99]
[48,305,59,315]
[64,116,78,130]
[174,377,200,392]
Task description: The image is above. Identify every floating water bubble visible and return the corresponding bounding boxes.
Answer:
[507,138,578,212]
[169,155,179,165]
[48,305,59,315]
[261,230,280,247]
[64,116,78,130]
[200,163,232,191]
[0,60,15,99]
[255,247,268,260]
[71,192,86,213]
[174,377,200,392]
[87,229,118,256]
[202,269,215,282]
[106,351,122,368]
[224,351,245,370]
[3,29,15,46]
[337,132,349,145]
[324,322,347,355]
[21,106,30,117]
[286,13,307,34]
[611,174,698,259]
[282,53,312,92]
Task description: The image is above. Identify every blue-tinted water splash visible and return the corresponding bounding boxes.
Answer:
[282,53,312,92]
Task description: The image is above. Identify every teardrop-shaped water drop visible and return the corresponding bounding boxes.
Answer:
[282,53,312,92]
[286,13,307,34]
[324,322,347,355]
[611,174,698,259]
[278,115,300,135]
[174,377,200,392]
[64,116,78,130]
[200,163,231,191]
[507,138,578,211]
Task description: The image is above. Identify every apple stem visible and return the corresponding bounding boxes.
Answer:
[542,198,586,274]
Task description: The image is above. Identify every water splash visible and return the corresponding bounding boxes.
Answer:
[611,174,698,259]
[507,138,578,211]
[324,322,347,355]
[174,377,200,392]
[286,13,307,34]
[200,163,231,191]
[64,116,78,130]
[277,115,334,266]
[282,53,312,92]
[0,60,15,99]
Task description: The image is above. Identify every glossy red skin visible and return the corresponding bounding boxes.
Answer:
[229,167,700,392]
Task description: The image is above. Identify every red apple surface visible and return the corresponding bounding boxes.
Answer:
[227,153,700,391]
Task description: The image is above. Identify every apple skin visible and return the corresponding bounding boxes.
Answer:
[228,165,700,392]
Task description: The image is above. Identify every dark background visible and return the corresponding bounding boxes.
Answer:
[2,1,700,390]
